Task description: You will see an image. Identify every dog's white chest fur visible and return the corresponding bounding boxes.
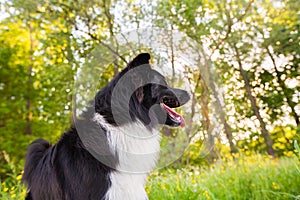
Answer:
[93,114,161,200]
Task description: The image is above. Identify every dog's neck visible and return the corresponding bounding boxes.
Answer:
[93,113,161,200]
[93,113,161,172]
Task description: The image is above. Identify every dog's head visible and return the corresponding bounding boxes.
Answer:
[95,53,190,128]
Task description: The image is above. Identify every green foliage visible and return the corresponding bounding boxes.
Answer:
[295,138,300,158]
[0,0,76,177]
[0,152,26,199]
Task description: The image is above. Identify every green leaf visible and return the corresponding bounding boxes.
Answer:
[294,140,300,155]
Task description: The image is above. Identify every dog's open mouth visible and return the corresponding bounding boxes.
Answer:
[160,97,186,127]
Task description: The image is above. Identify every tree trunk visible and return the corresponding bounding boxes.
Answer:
[185,94,196,165]
[25,22,34,135]
[170,25,175,87]
[102,0,119,77]
[207,73,237,154]
[266,46,299,126]
[233,45,275,157]
[201,49,237,154]
[199,77,216,161]
[184,67,199,165]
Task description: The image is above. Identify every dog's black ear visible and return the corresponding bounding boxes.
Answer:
[128,53,151,69]
[126,53,150,103]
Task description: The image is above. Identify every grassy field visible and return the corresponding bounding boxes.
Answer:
[147,155,300,200]
[0,155,299,200]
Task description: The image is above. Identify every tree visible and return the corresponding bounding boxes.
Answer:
[231,43,275,157]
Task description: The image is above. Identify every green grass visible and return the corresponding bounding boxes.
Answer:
[147,155,300,200]
[1,154,299,200]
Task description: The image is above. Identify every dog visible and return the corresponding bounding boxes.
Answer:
[22,53,190,200]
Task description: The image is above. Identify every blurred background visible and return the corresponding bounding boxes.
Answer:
[0,0,299,199]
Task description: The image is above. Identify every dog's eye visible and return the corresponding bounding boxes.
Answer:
[162,97,178,107]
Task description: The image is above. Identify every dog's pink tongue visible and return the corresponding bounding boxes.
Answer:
[162,103,186,127]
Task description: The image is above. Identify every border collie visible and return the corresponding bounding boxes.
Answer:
[23,53,190,200]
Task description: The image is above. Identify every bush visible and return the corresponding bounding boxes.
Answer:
[0,152,26,200]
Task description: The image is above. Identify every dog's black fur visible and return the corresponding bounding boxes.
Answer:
[23,53,190,200]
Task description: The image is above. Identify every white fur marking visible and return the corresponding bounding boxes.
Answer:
[93,113,160,200]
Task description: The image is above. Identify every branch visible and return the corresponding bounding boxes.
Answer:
[61,1,128,64]
[210,0,254,58]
